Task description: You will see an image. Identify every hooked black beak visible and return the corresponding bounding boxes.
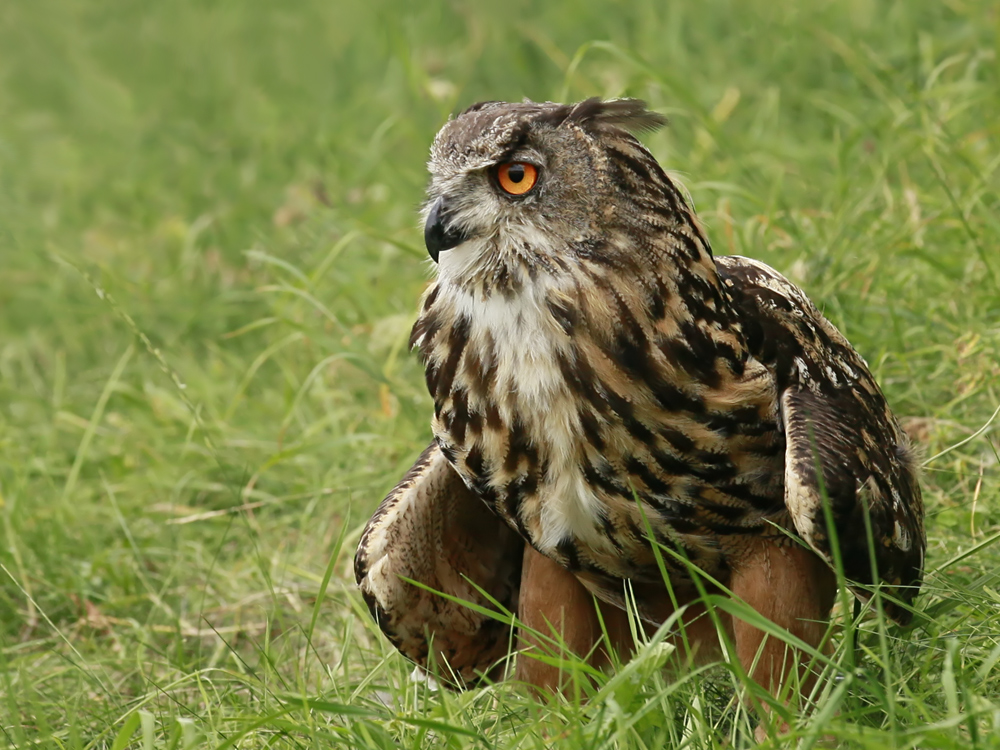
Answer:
[424,197,470,263]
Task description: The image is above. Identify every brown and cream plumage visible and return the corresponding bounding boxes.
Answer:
[355,98,924,698]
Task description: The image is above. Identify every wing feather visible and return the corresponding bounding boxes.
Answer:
[717,256,925,623]
[354,442,524,684]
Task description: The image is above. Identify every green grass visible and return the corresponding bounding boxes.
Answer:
[1,0,999,746]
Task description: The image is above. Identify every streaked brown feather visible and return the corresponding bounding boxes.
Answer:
[717,255,925,622]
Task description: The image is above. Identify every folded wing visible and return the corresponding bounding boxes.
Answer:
[717,256,925,623]
[354,442,525,684]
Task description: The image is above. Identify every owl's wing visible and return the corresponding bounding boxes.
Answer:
[354,441,524,684]
[716,256,925,624]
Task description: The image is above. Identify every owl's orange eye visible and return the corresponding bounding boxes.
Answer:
[497,162,539,196]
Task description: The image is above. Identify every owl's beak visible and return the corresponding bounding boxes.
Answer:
[424,197,470,263]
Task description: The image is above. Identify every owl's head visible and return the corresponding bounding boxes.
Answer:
[422,98,672,291]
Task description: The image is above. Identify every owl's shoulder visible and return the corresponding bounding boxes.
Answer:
[715,255,861,386]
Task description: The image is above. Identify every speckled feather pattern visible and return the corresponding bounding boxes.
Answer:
[717,256,925,613]
[355,99,925,680]
[354,443,523,683]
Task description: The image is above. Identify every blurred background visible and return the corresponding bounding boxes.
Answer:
[1,0,998,745]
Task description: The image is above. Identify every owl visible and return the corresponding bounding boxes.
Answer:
[355,99,925,709]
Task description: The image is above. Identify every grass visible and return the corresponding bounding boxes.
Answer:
[1,0,999,746]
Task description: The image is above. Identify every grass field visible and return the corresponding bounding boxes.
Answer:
[2,0,999,747]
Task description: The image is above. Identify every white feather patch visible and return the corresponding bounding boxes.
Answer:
[435,265,607,553]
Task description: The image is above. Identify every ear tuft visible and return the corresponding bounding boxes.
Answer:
[567,98,668,134]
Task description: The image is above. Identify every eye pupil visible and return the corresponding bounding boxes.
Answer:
[508,164,525,183]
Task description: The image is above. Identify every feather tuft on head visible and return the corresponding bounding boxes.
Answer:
[531,97,668,134]
[568,97,668,133]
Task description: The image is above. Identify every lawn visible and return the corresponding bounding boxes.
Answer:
[1,0,999,747]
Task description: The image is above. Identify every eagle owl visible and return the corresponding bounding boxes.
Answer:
[355,98,925,702]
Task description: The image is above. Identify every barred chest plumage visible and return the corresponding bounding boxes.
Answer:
[410,259,790,590]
